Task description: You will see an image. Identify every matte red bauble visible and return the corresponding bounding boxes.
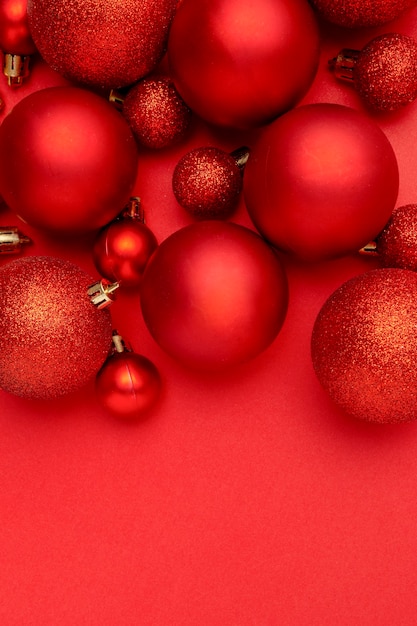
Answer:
[243,103,399,262]
[27,0,176,88]
[93,219,158,288]
[310,0,417,27]
[140,221,288,370]
[167,0,320,129]
[0,256,113,399]
[311,268,417,424]
[0,86,138,234]
[96,351,161,418]
[0,0,36,55]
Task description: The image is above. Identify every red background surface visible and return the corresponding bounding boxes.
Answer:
[1,7,417,625]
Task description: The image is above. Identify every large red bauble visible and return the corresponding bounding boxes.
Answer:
[243,103,399,262]
[140,221,289,370]
[0,0,36,55]
[96,352,162,418]
[0,256,113,399]
[167,0,320,129]
[0,86,138,234]
[311,268,417,424]
[27,0,176,88]
[310,0,417,28]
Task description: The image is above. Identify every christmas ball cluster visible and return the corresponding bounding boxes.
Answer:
[0,0,416,424]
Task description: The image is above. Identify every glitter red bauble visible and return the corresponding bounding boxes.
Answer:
[172,147,244,219]
[96,351,162,418]
[0,256,113,399]
[243,103,399,262]
[375,204,417,270]
[167,0,320,129]
[0,0,36,55]
[123,77,192,149]
[354,34,417,112]
[140,221,289,370]
[311,268,417,424]
[93,219,158,288]
[27,0,176,88]
[310,0,417,28]
[0,86,138,234]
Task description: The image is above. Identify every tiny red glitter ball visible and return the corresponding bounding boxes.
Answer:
[0,256,113,399]
[354,34,417,111]
[172,147,243,219]
[376,204,417,270]
[123,77,192,149]
[311,268,417,423]
[310,0,417,27]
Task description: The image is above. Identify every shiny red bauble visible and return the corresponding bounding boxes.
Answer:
[310,0,417,28]
[140,221,288,370]
[96,351,162,418]
[311,268,417,424]
[93,219,158,287]
[0,256,113,399]
[0,0,36,55]
[27,0,176,88]
[243,103,399,262]
[167,0,320,129]
[0,86,138,234]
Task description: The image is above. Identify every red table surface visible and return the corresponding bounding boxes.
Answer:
[1,7,417,626]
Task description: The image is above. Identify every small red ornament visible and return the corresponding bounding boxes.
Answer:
[330,34,417,112]
[311,268,417,424]
[172,147,248,220]
[0,86,139,234]
[27,0,177,88]
[0,256,113,399]
[370,204,417,271]
[243,103,399,262]
[140,221,288,370]
[310,0,417,28]
[123,77,192,149]
[167,0,320,128]
[0,0,37,85]
[96,332,161,418]
[93,198,158,288]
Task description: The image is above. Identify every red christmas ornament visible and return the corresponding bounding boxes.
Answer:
[243,103,399,262]
[96,333,161,418]
[0,86,139,234]
[123,77,192,149]
[330,34,417,112]
[93,198,158,288]
[27,0,177,89]
[167,0,320,129]
[0,256,113,399]
[0,0,37,85]
[310,0,417,28]
[140,221,289,370]
[172,147,248,220]
[371,204,417,270]
[311,268,417,424]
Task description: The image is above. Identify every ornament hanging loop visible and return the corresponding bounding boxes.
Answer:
[0,226,31,254]
[3,53,31,87]
[120,196,145,222]
[88,279,120,309]
[328,49,359,82]
[111,330,132,354]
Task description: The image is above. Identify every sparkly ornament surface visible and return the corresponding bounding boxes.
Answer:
[243,103,399,261]
[0,86,138,234]
[354,34,417,111]
[96,351,162,418]
[168,0,320,128]
[27,0,176,88]
[123,78,192,149]
[311,268,417,424]
[0,256,113,399]
[140,221,288,370]
[310,0,417,27]
[376,204,417,270]
[172,147,243,219]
